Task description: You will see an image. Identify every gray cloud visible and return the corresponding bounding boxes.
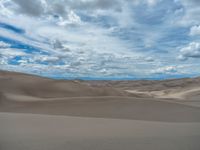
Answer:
[12,0,44,16]
[11,0,121,17]
[49,2,66,15]
[52,39,64,49]
[182,0,200,5]
[64,0,121,11]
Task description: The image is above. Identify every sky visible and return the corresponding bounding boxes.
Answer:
[0,0,200,79]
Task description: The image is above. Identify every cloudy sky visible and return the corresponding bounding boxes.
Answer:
[0,0,200,79]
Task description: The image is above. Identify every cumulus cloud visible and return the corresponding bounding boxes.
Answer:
[178,42,200,60]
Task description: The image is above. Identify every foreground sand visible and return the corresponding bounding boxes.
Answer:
[1,112,200,150]
[0,70,200,150]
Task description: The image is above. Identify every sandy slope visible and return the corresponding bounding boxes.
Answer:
[0,70,200,150]
[0,71,129,98]
[126,87,200,100]
[1,96,200,122]
[1,112,200,150]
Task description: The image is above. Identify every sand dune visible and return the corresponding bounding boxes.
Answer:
[0,71,129,99]
[0,70,200,150]
[1,112,200,150]
[1,70,200,101]
[126,87,200,100]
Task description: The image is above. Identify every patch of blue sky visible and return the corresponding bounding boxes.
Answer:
[0,22,25,34]
[41,73,195,81]
[0,36,48,55]
[36,59,65,66]
[8,56,22,65]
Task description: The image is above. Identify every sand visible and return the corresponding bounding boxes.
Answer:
[1,112,200,150]
[0,70,200,150]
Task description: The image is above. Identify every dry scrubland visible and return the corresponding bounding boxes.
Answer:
[0,70,200,150]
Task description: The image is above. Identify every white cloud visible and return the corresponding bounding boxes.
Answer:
[33,55,60,64]
[0,57,8,65]
[57,10,82,26]
[178,42,200,60]
[145,56,154,62]
[0,41,11,48]
[0,48,28,66]
[151,66,178,74]
[0,48,27,57]
[0,0,14,16]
